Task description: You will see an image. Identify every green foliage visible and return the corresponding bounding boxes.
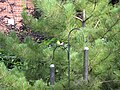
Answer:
[0,32,68,86]
[22,0,67,39]
[0,62,52,90]
[0,62,31,90]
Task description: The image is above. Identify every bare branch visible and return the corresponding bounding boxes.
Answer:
[100,80,120,84]
[84,0,97,22]
[94,20,100,28]
[101,19,120,38]
[74,16,83,22]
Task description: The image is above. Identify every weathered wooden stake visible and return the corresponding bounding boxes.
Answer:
[83,47,89,81]
[82,10,85,27]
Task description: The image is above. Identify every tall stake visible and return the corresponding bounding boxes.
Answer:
[50,64,55,90]
[82,10,89,81]
[83,47,89,81]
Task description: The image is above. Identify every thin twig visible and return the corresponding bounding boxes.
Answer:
[84,0,97,22]
[94,20,100,28]
[74,16,83,22]
[101,19,120,39]
[74,0,97,23]
[100,80,120,84]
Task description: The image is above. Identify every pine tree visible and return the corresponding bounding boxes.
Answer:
[0,0,120,89]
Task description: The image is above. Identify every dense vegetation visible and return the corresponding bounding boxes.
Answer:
[0,0,120,90]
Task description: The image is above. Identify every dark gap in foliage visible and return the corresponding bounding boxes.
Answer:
[109,0,119,5]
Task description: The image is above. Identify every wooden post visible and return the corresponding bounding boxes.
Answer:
[83,47,89,81]
[82,10,85,27]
